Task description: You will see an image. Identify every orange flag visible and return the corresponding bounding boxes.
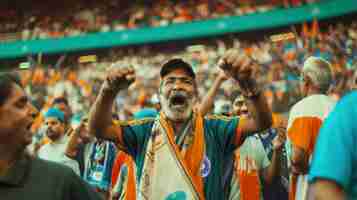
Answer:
[301,22,310,38]
[311,18,320,38]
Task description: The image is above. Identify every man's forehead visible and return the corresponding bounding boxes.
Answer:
[162,68,194,80]
[54,102,67,108]
[6,84,27,104]
[234,96,245,102]
[45,117,61,123]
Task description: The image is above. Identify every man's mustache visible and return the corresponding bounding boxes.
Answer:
[46,128,55,135]
[169,90,191,99]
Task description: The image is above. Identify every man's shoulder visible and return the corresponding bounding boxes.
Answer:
[242,135,261,146]
[292,95,333,108]
[289,95,335,118]
[32,157,75,177]
[204,114,238,122]
[290,96,311,112]
[203,115,239,133]
[37,143,50,155]
[337,91,357,111]
[115,117,156,127]
[29,157,102,200]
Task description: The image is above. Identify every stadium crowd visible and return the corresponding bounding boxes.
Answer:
[1,9,357,200]
[20,20,357,119]
[0,0,319,41]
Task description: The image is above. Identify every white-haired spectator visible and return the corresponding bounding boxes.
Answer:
[286,57,336,200]
[301,57,333,94]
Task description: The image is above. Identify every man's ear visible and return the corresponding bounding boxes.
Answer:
[61,122,66,128]
[301,74,308,87]
[158,81,163,95]
[304,75,314,90]
[157,82,163,105]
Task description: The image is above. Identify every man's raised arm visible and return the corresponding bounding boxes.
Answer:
[197,69,228,115]
[88,65,135,142]
[219,49,272,134]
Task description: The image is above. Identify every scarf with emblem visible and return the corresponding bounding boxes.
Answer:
[138,111,205,200]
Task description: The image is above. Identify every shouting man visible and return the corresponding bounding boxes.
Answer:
[0,72,102,200]
[89,49,272,200]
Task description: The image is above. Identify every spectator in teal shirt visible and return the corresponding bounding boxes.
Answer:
[89,50,273,200]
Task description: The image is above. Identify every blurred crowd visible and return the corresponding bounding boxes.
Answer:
[0,0,319,41]
[1,13,355,200]
[18,19,357,124]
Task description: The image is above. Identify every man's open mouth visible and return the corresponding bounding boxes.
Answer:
[169,94,188,109]
[240,109,249,116]
[46,129,56,137]
[26,122,33,131]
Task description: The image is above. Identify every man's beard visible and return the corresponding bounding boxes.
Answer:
[239,112,249,118]
[160,91,194,122]
[46,128,62,141]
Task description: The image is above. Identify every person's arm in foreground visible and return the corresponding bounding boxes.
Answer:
[66,167,104,200]
[308,179,345,200]
[88,65,135,142]
[219,49,272,134]
[65,121,88,158]
[65,126,82,158]
[308,93,357,200]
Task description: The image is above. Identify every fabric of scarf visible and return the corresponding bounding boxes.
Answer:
[138,111,205,200]
[159,112,205,199]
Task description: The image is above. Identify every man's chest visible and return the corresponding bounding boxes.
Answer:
[0,181,64,200]
[40,145,66,161]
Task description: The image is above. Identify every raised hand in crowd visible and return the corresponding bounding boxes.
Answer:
[65,119,92,158]
[218,49,272,133]
[102,63,136,96]
[272,119,288,151]
[89,63,136,142]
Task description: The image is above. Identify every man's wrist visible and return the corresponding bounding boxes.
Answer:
[217,76,225,82]
[65,151,77,159]
[273,146,283,152]
[242,89,261,100]
[238,79,261,99]
[101,84,119,99]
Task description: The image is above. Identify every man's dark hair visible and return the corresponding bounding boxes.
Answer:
[52,97,69,106]
[0,72,22,106]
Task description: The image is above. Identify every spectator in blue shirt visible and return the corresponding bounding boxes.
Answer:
[308,91,357,200]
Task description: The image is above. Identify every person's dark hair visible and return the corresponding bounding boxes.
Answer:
[0,72,22,106]
[230,90,242,102]
[112,113,119,121]
[52,96,69,106]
